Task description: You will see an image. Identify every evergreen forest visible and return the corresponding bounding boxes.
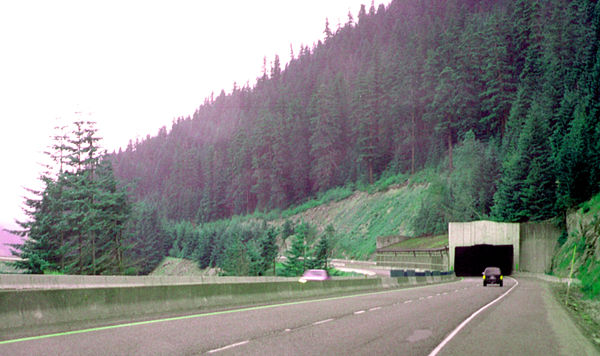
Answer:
[112,0,600,226]
[15,0,600,276]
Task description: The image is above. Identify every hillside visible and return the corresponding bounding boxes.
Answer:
[274,182,429,259]
[109,0,599,275]
[111,0,600,226]
[553,194,600,297]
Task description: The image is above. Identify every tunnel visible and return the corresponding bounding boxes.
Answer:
[454,244,513,276]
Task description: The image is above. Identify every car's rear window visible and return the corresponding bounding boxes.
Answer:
[485,267,501,274]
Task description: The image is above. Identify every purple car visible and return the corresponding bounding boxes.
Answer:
[299,269,331,283]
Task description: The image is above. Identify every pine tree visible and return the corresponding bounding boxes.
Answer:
[492,102,556,222]
[353,68,379,184]
[89,160,132,274]
[11,181,63,273]
[313,225,333,270]
[260,227,278,275]
[282,222,308,276]
[221,236,248,276]
[14,121,132,274]
[309,82,344,192]
[127,200,169,275]
[280,219,295,250]
[324,18,333,40]
[554,1,600,210]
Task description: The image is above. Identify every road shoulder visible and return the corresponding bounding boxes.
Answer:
[543,282,600,355]
[437,277,598,356]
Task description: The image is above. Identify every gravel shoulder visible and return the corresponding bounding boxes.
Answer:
[550,282,600,353]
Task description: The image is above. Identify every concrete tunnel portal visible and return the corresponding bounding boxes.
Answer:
[449,221,521,277]
[448,220,561,276]
[454,244,513,276]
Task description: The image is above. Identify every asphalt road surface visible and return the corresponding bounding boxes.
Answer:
[1,277,597,355]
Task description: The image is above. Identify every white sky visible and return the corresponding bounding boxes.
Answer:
[0,0,372,229]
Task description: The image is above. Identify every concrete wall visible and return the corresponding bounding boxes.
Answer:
[449,221,520,271]
[0,274,300,290]
[0,275,456,338]
[519,221,561,273]
[376,250,449,271]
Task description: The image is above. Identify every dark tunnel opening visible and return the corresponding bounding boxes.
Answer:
[454,244,513,276]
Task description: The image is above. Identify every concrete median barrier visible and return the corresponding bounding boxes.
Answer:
[0,273,456,339]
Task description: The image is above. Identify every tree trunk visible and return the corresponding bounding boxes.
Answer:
[91,233,96,275]
[411,108,416,174]
[79,234,83,274]
[448,129,453,172]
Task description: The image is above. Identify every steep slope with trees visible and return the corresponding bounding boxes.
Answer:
[112,0,599,229]
[103,0,600,274]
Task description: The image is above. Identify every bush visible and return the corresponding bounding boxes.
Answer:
[372,172,407,192]
[579,259,600,299]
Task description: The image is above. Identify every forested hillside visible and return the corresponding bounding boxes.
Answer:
[106,0,600,274]
[112,0,599,227]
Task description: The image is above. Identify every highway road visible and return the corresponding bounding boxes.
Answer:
[1,277,597,355]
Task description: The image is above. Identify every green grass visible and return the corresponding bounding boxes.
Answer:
[281,186,354,218]
[277,182,430,260]
[150,257,205,276]
[580,193,600,214]
[553,192,600,300]
[43,270,65,275]
[384,235,448,250]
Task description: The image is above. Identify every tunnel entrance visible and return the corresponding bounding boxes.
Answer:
[454,244,513,276]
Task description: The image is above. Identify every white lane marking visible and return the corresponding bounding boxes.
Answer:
[313,318,334,325]
[369,307,382,311]
[436,293,441,296]
[1,278,467,347]
[354,310,366,315]
[428,277,519,356]
[284,328,291,332]
[419,297,425,300]
[404,300,413,304]
[427,296,433,299]
[442,292,448,295]
[208,340,249,354]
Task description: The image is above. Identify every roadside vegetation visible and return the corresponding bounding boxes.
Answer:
[0,261,22,274]
[552,193,600,300]
[382,235,448,250]
[552,284,600,349]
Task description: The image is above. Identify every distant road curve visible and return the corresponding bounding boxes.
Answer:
[331,258,391,276]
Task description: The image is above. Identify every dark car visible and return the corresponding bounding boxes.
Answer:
[299,269,331,283]
[483,267,503,287]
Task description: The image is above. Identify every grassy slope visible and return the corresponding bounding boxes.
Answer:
[553,194,600,295]
[150,257,208,276]
[275,182,433,260]
[384,235,448,250]
[550,194,600,348]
